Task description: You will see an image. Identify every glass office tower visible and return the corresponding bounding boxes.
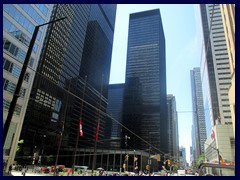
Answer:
[167,95,179,163]
[200,4,234,164]
[190,68,207,162]
[19,4,116,166]
[122,9,168,155]
[107,83,125,149]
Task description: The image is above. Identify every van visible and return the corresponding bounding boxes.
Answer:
[177,169,186,176]
[74,166,88,173]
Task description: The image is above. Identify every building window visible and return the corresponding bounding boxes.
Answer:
[3,99,22,116]
[3,39,34,68]
[3,58,31,82]
[3,78,26,98]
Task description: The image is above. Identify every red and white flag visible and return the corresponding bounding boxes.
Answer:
[96,119,100,140]
[79,119,83,136]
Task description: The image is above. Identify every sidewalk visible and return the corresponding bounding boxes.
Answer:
[3,171,47,176]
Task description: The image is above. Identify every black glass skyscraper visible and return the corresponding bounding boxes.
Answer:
[19,4,116,166]
[107,83,125,149]
[122,9,168,154]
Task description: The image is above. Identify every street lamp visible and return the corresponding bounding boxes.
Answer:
[205,143,221,164]
[124,135,130,172]
[3,17,67,146]
[148,131,160,175]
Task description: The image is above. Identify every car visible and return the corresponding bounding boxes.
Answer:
[198,163,235,176]
[44,168,50,173]
[74,165,88,173]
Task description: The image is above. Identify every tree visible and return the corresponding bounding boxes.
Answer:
[16,140,24,152]
[196,154,205,168]
[45,155,54,164]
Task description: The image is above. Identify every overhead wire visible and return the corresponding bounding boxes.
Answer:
[4,4,220,162]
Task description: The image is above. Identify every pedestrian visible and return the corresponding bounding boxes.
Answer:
[8,164,12,174]
[22,168,27,176]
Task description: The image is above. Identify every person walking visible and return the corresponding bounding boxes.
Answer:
[22,168,26,176]
[8,165,12,174]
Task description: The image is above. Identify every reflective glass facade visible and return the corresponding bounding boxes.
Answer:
[122,9,168,154]
[107,84,125,149]
[190,68,207,161]
[200,4,232,137]
[167,95,179,162]
[19,4,116,166]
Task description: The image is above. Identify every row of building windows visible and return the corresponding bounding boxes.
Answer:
[35,4,49,17]
[35,89,62,112]
[3,57,30,82]
[3,4,43,39]
[3,38,34,68]
[3,78,26,98]
[3,99,22,116]
[219,77,231,80]
[19,4,45,24]
[3,17,39,51]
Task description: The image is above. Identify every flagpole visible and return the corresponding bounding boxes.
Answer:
[54,79,71,176]
[92,74,104,174]
[72,76,87,174]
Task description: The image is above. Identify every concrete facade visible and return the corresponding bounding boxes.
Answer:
[205,123,235,163]
[220,4,235,138]
[3,4,53,170]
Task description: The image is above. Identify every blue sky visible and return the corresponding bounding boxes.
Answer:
[109,4,203,163]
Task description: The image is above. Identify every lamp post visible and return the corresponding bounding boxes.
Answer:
[124,135,130,172]
[148,131,160,175]
[205,143,221,164]
[72,76,87,175]
[91,74,104,174]
[3,17,67,146]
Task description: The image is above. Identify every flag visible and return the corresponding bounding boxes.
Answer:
[96,119,100,140]
[211,129,215,139]
[60,121,64,135]
[79,118,83,136]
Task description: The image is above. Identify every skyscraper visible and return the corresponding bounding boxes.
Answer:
[167,95,179,163]
[107,83,125,149]
[18,4,117,166]
[122,9,167,154]
[220,4,235,138]
[200,4,235,163]
[190,67,207,162]
[3,4,53,169]
[179,146,187,167]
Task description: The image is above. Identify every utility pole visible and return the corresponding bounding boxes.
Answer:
[92,74,104,174]
[72,76,87,174]
[54,79,71,176]
[3,17,67,145]
[124,135,130,172]
[3,16,66,174]
[205,143,221,164]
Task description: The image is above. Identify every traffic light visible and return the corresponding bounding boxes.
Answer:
[146,164,149,170]
[167,160,171,165]
[125,154,129,161]
[123,163,126,169]
[157,154,161,162]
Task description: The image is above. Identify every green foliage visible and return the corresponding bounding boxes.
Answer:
[196,153,205,168]
[45,155,54,164]
[16,139,24,152]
